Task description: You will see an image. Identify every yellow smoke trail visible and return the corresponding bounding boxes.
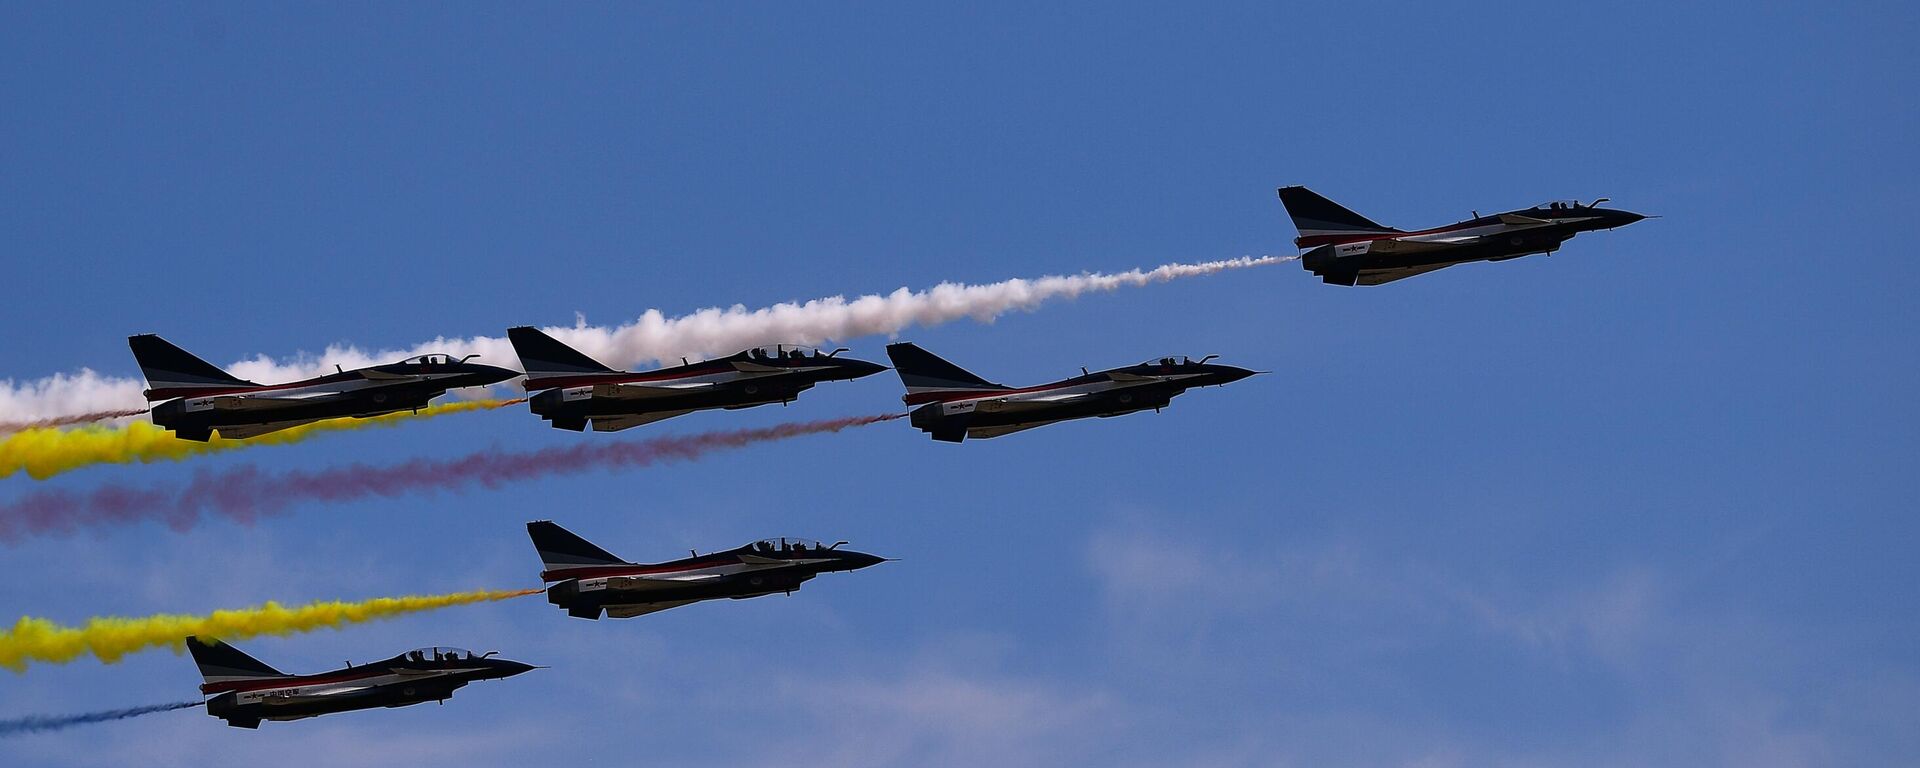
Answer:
[0,588,540,672]
[0,399,524,481]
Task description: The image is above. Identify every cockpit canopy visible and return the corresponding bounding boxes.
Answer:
[403,353,460,366]
[1534,199,1589,211]
[400,646,479,662]
[750,537,828,553]
[1141,355,1211,367]
[742,345,833,362]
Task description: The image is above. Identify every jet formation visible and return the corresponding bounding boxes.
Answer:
[1278,186,1648,285]
[530,520,886,619]
[187,636,535,728]
[116,185,1647,442]
[130,334,517,441]
[886,342,1258,442]
[92,184,1649,731]
[507,326,887,432]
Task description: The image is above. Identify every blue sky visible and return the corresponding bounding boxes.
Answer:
[3,2,1916,766]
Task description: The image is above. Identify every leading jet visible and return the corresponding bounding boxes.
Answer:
[887,342,1258,443]
[130,334,518,441]
[529,520,887,619]
[1278,186,1649,286]
[507,326,888,432]
[187,636,536,729]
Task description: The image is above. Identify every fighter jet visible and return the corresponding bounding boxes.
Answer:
[529,520,887,620]
[886,342,1258,443]
[186,636,535,729]
[507,326,888,432]
[130,334,518,441]
[1277,186,1649,286]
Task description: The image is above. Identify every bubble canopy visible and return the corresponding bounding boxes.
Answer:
[402,354,461,365]
[399,646,479,661]
[1140,355,1212,367]
[741,345,833,360]
[750,537,828,552]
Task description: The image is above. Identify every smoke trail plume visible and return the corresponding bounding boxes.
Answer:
[0,701,198,737]
[0,399,524,481]
[1,256,1288,423]
[0,408,150,435]
[0,371,149,431]
[1,589,539,672]
[0,414,900,542]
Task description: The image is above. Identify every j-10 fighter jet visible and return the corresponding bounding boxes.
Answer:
[1278,186,1648,286]
[529,520,887,620]
[187,636,535,729]
[507,326,888,432]
[130,334,518,441]
[886,342,1258,443]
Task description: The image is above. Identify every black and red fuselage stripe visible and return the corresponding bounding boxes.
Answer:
[1293,219,1487,249]
[522,360,744,391]
[200,665,391,695]
[539,552,743,582]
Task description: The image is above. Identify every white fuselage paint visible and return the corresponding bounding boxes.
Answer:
[223,666,485,720]
[1299,214,1602,251]
[571,557,834,592]
[178,372,470,411]
[920,372,1213,415]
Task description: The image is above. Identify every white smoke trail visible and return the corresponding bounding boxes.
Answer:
[0,372,149,430]
[0,256,1288,423]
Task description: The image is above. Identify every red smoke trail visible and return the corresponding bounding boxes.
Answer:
[0,408,149,434]
[0,414,902,542]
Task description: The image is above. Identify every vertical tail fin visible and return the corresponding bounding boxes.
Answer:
[884,343,1007,394]
[507,327,620,386]
[128,335,257,400]
[528,520,628,578]
[186,636,286,689]
[1276,186,1399,248]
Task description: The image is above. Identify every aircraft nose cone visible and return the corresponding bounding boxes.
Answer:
[839,551,887,570]
[489,660,537,678]
[842,358,889,380]
[475,364,521,385]
[1210,366,1259,385]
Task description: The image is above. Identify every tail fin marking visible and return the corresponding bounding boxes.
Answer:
[884,343,1008,394]
[1276,186,1400,248]
[186,636,286,689]
[128,335,257,400]
[528,520,627,577]
[507,327,620,384]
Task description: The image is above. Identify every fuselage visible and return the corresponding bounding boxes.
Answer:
[200,648,533,728]
[1299,201,1646,286]
[148,355,517,440]
[542,539,885,619]
[523,346,887,432]
[903,357,1256,442]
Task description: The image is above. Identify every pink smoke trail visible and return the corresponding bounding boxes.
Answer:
[0,414,901,542]
[0,408,149,435]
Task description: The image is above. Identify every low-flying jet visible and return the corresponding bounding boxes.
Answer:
[886,342,1258,443]
[186,636,535,729]
[1277,186,1648,286]
[529,520,886,619]
[130,334,518,441]
[507,326,888,432]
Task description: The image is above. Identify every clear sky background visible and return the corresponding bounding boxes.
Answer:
[2,3,1916,766]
